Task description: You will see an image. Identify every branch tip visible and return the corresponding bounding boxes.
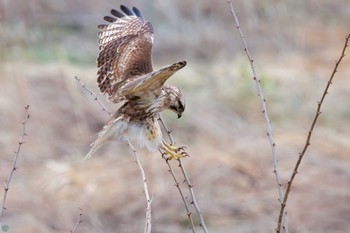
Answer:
[228,1,288,232]
[1,105,30,221]
[276,33,349,226]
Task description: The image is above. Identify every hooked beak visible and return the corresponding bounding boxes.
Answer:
[177,113,182,119]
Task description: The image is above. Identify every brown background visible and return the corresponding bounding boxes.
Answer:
[0,0,350,232]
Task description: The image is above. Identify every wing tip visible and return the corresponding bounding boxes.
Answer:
[103,15,117,23]
[179,61,187,66]
[120,5,133,16]
[104,5,145,25]
[111,9,124,18]
[97,24,108,30]
[176,61,187,69]
[132,7,144,20]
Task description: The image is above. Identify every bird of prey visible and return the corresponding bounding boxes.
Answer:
[85,5,188,160]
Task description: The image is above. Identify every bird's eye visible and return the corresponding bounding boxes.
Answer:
[178,102,184,112]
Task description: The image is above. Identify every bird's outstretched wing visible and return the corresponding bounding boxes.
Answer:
[97,5,154,103]
[120,61,187,100]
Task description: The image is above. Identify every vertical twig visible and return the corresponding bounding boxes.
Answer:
[227,1,288,232]
[76,77,152,232]
[158,115,174,144]
[158,116,196,232]
[162,152,196,233]
[276,33,350,233]
[0,105,30,221]
[70,208,83,233]
[129,140,153,233]
[178,159,209,233]
[158,115,209,233]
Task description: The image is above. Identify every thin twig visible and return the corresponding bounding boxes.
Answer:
[158,116,196,232]
[158,115,174,145]
[227,1,288,232]
[178,159,209,233]
[0,105,30,221]
[276,33,350,233]
[70,208,83,233]
[129,140,153,233]
[162,151,196,233]
[75,76,112,116]
[76,77,152,232]
[158,115,209,233]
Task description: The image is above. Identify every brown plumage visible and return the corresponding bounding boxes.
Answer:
[86,5,188,160]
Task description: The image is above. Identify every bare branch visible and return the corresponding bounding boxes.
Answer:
[75,76,112,116]
[276,33,350,233]
[158,115,209,233]
[70,208,83,233]
[178,159,209,233]
[128,140,153,233]
[227,1,288,232]
[158,115,174,145]
[0,105,30,221]
[76,78,152,232]
[162,153,196,233]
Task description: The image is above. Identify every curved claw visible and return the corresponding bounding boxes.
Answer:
[178,146,187,151]
[181,151,189,157]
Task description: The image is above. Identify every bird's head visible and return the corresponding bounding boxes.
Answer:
[163,85,185,118]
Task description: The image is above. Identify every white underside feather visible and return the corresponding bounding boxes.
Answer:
[85,116,162,160]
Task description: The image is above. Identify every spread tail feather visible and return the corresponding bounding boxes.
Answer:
[85,117,123,160]
[85,127,112,160]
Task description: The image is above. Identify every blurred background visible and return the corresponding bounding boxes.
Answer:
[0,0,350,232]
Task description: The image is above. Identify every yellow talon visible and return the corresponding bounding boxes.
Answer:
[161,140,189,160]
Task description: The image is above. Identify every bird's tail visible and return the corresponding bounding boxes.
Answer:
[85,117,123,160]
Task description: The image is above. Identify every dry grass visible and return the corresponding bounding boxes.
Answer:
[0,0,350,233]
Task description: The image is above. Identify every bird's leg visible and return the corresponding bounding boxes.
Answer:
[161,140,189,160]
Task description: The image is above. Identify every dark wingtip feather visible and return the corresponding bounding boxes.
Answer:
[132,7,143,20]
[97,24,108,30]
[120,5,133,16]
[111,9,124,18]
[103,16,117,23]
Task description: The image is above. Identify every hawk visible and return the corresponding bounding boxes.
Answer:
[85,5,188,160]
